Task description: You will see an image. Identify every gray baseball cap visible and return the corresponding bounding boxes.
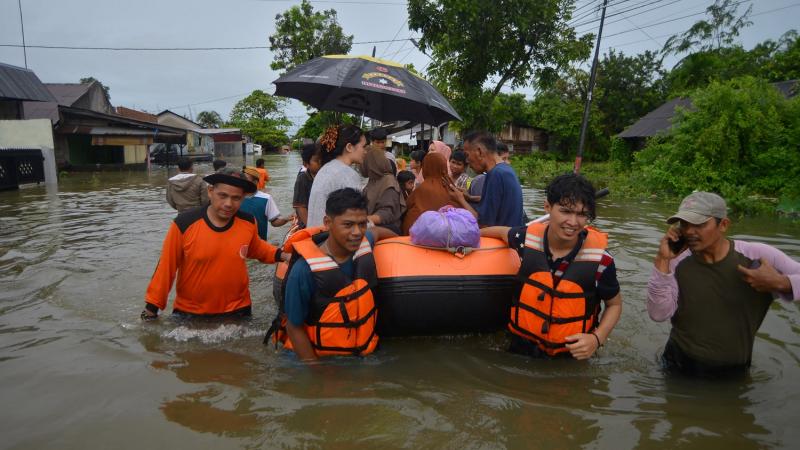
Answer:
[667,192,727,224]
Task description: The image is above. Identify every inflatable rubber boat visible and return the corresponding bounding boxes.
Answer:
[271,233,521,337]
[372,236,520,336]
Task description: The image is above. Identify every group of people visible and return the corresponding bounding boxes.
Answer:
[144,124,800,378]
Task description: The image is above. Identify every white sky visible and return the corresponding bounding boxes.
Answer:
[1,0,797,134]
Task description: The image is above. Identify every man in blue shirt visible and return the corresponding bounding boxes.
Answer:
[448,131,525,227]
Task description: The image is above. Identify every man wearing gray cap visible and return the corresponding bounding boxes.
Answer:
[647,192,800,376]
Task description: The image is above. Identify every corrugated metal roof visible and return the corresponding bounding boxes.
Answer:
[22,83,94,124]
[773,79,798,99]
[617,98,694,139]
[0,62,56,102]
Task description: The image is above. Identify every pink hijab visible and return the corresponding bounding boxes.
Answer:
[429,140,452,176]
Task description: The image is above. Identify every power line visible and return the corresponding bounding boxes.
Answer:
[573,0,684,29]
[380,19,408,58]
[602,2,799,40]
[0,37,415,52]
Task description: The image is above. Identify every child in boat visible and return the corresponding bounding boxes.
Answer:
[449,150,470,190]
[480,173,622,360]
[396,170,416,201]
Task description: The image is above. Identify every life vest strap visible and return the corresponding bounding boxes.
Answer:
[312,326,377,356]
[508,321,568,349]
[311,304,377,328]
[516,301,595,324]
[524,278,587,299]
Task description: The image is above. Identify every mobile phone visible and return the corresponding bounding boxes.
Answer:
[749,259,761,269]
[667,227,686,255]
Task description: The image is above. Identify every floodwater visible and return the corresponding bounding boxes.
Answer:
[1,153,799,449]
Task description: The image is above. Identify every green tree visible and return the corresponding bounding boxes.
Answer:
[79,76,110,102]
[229,90,291,147]
[408,0,592,130]
[662,0,752,56]
[596,50,667,136]
[268,0,353,73]
[295,111,356,140]
[528,68,607,159]
[634,77,800,212]
[195,110,223,128]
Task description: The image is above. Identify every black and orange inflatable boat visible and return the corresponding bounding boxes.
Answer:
[372,236,520,336]
[271,232,521,337]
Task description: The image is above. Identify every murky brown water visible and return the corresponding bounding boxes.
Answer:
[1,153,799,449]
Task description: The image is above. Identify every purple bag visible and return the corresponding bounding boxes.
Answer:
[410,206,480,248]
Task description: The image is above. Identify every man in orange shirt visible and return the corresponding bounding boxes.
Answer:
[255,158,270,190]
[142,167,286,320]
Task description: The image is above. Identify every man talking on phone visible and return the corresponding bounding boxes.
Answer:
[648,192,800,377]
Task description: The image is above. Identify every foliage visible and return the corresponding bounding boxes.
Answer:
[662,0,752,56]
[527,68,607,160]
[666,31,800,96]
[228,90,291,147]
[595,50,667,136]
[634,77,800,213]
[79,77,110,102]
[295,111,355,140]
[408,0,592,130]
[195,110,223,128]
[268,0,353,73]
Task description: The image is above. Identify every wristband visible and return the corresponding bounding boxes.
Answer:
[590,332,602,349]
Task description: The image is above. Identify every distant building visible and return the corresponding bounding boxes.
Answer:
[497,124,548,153]
[618,80,799,149]
[23,81,185,169]
[0,62,58,188]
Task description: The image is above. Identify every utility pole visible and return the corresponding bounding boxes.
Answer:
[18,0,27,68]
[575,0,608,174]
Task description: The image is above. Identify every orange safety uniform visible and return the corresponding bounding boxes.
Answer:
[509,222,608,356]
[145,206,280,315]
[273,232,379,356]
[255,167,269,190]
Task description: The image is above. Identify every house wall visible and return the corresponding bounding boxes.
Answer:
[123,145,148,164]
[72,83,113,114]
[0,119,58,184]
[215,142,242,157]
[0,100,23,120]
[158,113,199,130]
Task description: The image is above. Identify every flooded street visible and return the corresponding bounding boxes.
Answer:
[1,153,799,449]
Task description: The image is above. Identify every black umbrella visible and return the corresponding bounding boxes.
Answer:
[272,55,461,125]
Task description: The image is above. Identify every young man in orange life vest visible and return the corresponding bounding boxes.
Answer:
[277,188,396,360]
[481,173,622,359]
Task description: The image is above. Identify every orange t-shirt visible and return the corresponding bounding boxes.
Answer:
[256,167,269,190]
[145,206,279,315]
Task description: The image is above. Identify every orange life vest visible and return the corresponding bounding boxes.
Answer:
[509,222,608,356]
[273,233,379,357]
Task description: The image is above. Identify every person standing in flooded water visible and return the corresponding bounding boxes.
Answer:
[166,157,208,212]
[142,167,287,320]
[305,125,368,228]
[648,192,800,377]
[275,188,396,360]
[481,173,622,360]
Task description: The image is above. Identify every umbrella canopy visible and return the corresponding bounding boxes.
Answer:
[273,55,461,125]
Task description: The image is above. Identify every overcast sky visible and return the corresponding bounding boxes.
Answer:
[1,0,797,134]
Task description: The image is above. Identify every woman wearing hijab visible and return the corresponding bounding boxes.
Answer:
[429,141,452,176]
[363,150,405,234]
[401,152,455,235]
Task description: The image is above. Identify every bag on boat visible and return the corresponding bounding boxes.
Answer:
[410,206,480,248]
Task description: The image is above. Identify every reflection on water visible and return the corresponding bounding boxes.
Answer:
[1,154,799,448]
